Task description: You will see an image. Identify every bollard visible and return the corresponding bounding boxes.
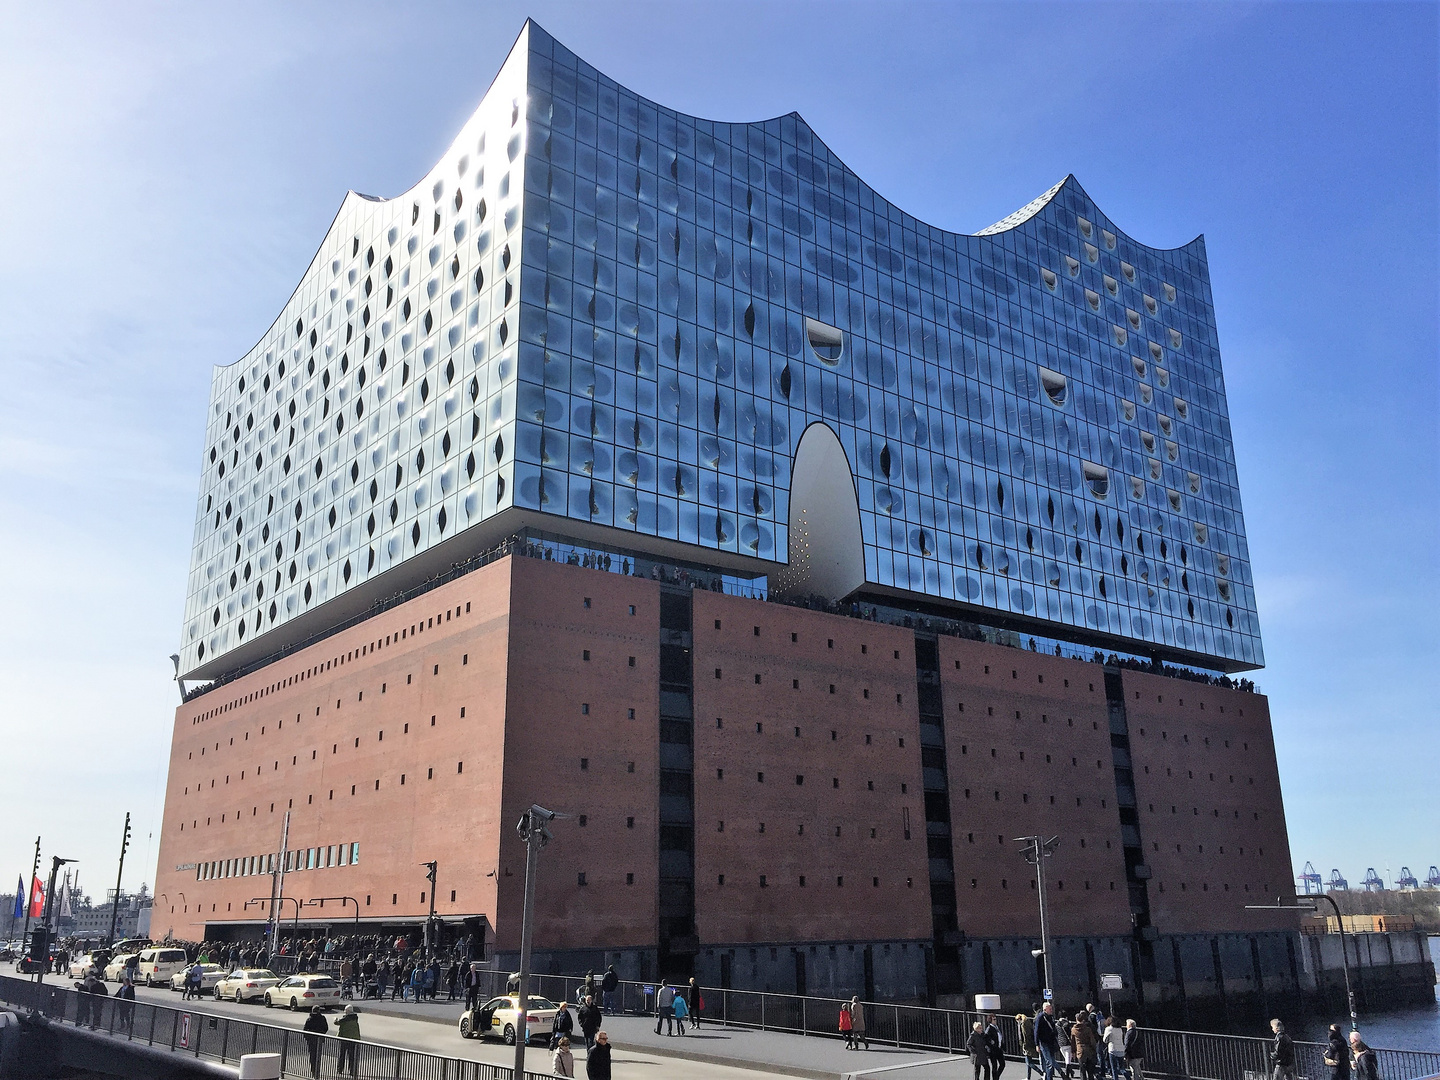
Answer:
[238,1052,282,1079]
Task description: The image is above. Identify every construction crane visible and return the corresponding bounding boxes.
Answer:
[1329,868,1349,891]
[1298,862,1323,895]
[1362,868,1385,891]
[1395,867,1419,889]
[1426,866,1440,889]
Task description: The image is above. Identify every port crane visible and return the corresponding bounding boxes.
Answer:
[1362,868,1385,891]
[1395,867,1419,889]
[1426,866,1440,889]
[1328,868,1349,890]
[1298,862,1323,894]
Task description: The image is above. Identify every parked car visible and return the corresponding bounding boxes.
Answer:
[458,995,562,1045]
[68,953,103,978]
[103,954,139,981]
[137,947,190,987]
[265,974,342,1011]
[214,969,280,1003]
[169,963,225,994]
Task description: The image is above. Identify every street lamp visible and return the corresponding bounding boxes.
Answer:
[247,896,301,949]
[36,856,77,984]
[421,862,439,964]
[1015,835,1060,1000]
[305,896,360,929]
[1247,895,1357,1030]
[513,804,568,1080]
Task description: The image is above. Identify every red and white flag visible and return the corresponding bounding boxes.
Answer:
[28,875,44,918]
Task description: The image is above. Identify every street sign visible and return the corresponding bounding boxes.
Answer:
[642,985,654,995]
[1100,974,1123,991]
[179,1014,191,1048]
[1043,988,1053,1001]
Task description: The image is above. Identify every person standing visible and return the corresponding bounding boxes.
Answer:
[446,959,459,1001]
[335,1005,361,1078]
[1348,1033,1378,1080]
[601,965,619,1014]
[464,962,484,1011]
[578,995,602,1050]
[586,1032,612,1080]
[839,1000,854,1050]
[687,976,701,1028]
[582,970,596,1007]
[116,975,136,1033]
[672,990,689,1034]
[1324,1025,1350,1080]
[303,1006,329,1079]
[1017,1012,1039,1080]
[1072,1011,1098,1080]
[969,1022,992,1080]
[986,1014,1005,1079]
[1123,1020,1145,1080]
[1102,1017,1126,1080]
[654,983,675,1036]
[552,1035,575,1077]
[552,999,575,1048]
[852,997,869,1051]
[1269,1020,1297,1080]
[1035,1003,1062,1080]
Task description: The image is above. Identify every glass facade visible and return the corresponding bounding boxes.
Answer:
[180,21,1261,680]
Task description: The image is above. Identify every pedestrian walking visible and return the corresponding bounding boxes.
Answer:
[446,959,459,1001]
[183,961,202,1001]
[1035,1003,1062,1080]
[1072,1011,1098,1080]
[970,1022,992,1080]
[687,976,702,1028]
[336,1005,361,1078]
[839,1000,855,1049]
[986,1014,1005,1079]
[582,970,597,1006]
[83,973,107,1030]
[1018,1012,1039,1080]
[601,965,618,1013]
[552,1000,575,1048]
[1058,1012,1077,1080]
[654,983,675,1035]
[852,997,870,1051]
[1323,1025,1350,1080]
[72,979,91,1028]
[1348,1034,1379,1080]
[1102,1017,1126,1080]
[552,1035,575,1077]
[303,1006,329,1078]
[579,995,602,1049]
[672,990,689,1034]
[1269,1020,1297,1080]
[586,1031,612,1080]
[1123,1019,1145,1080]
[116,976,136,1033]
[464,961,484,1011]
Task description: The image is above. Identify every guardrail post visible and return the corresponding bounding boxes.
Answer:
[947,1010,953,1052]
[761,993,766,1031]
[802,996,807,1036]
[395,1046,403,1078]
[895,1004,901,1047]
[1181,1032,1191,1078]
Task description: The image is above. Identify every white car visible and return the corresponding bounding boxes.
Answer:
[459,995,562,1045]
[170,963,225,994]
[138,947,191,987]
[214,968,281,1003]
[265,974,342,1011]
[68,953,102,979]
[103,954,139,982]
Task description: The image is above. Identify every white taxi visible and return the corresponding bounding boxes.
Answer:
[68,953,102,979]
[214,968,281,1003]
[170,963,226,994]
[265,974,342,1011]
[138,947,191,987]
[459,995,563,1045]
[103,954,138,982]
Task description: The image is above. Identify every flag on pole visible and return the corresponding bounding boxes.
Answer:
[59,872,73,918]
[10,877,21,919]
[28,875,44,918]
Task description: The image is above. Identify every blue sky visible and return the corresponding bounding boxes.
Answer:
[0,2,1434,905]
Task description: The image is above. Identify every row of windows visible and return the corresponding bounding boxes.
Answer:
[168,885,463,917]
[195,843,360,881]
[716,874,908,889]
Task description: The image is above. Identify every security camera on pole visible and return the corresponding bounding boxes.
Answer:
[1015,835,1060,1000]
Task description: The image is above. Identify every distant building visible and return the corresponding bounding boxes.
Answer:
[156,22,1294,1007]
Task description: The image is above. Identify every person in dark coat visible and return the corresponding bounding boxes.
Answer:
[986,1015,1007,1080]
[83,973,108,1030]
[687,977,702,1028]
[585,1031,612,1080]
[578,996,602,1050]
[1348,1033,1378,1080]
[1123,1019,1146,1080]
[1325,1025,1350,1080]
[552,1000,575,1048]
[303,1006,329,1078]
[601,966,619,1013]
[1035,1004,1061,1080]
[1269,1020,1297,1080]
[969,1022,992,1080]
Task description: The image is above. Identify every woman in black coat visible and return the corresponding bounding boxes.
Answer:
[1325,1025,1350,1080]
[586,1031,612,1080]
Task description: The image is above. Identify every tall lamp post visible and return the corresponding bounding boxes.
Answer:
[513,804,567,1080]
[36,856,76,984]
[421,862,439,964]
[247,896,302,950]
[1247,895,1357,1030]
[107,813,132,947]
[1015,835,1060,999]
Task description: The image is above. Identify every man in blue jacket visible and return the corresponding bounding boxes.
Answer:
[1035,1003,1062,1080]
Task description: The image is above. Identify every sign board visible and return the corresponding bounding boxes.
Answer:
[174,863,197,872]
[1043,988,1053,1001]
[179,1014,191,1048]
[1100,974,1123,991]
[642,985,654,995]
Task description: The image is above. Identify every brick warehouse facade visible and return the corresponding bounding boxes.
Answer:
[154,554,1297,1007]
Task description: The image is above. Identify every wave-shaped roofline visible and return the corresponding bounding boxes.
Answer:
[214,19,1203,374]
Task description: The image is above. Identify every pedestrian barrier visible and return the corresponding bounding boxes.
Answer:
[462,967,1440,1080]
[0,974,553,1080]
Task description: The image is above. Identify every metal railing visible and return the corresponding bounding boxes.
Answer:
[0,975,553,1080]
[460,968,1440,1080]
